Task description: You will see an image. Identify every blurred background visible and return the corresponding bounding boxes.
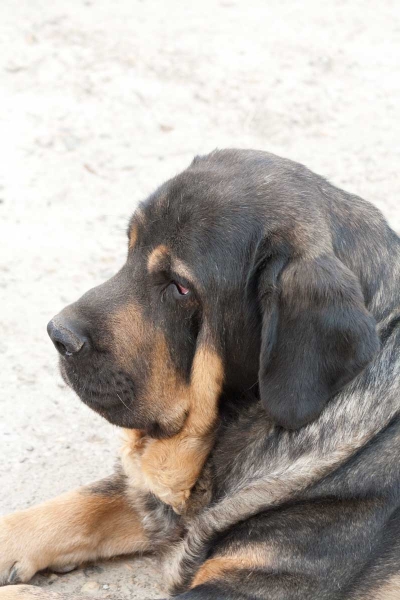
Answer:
[1,0,399,597]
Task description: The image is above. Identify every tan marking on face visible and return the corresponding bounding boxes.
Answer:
[187,345,224,435]
[172,258,199,290]
[145,334,191,429]
[121,343,224,512]
[128,207,146,250]
[129,222,139,249]
[147,244,170,272]
[191,545,274,587]
[105,270,223,512]
[109,302,149,370]
[109,304,195,432]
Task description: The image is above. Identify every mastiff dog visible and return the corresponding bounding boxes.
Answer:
[1,150,400,599]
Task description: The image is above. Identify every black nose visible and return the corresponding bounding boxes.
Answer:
[47,317,89,357]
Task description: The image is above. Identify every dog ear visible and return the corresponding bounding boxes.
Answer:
[254,246,380,429]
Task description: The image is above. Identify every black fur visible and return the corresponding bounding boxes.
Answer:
[257,252,379,428]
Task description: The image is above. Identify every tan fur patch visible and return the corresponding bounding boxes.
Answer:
[191,546,273,587]
[129,222,139,249]
[121,345,224,512]
[147,245,170,272]
[107,253,223,512]
[145,335,191,431]
[0,486,148,585]
[128,207,146,251]
[172,258,199,290]
[109,302,148,370]
[148,248,198,291]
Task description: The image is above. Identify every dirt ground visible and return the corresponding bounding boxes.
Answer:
[1,0,399,597]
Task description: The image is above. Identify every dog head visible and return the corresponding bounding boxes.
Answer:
[48,150,379,434]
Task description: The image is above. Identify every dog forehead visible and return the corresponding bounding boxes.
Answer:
[139,169,267,253]
[140,151,317,226]
[132,150,335,272]
[143,171,227,226]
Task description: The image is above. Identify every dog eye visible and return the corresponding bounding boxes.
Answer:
[172,281,190,297]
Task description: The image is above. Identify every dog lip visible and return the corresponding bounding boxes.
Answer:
[64,377,135,411]
[76,386,135,409]
[79,394,137,429]
[58,359,136,416]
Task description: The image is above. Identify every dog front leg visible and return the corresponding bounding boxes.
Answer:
[0,475,150,587]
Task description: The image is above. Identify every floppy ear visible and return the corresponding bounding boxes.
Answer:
[256,250,380,429]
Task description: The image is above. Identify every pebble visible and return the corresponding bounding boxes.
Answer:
[80,581,101,594]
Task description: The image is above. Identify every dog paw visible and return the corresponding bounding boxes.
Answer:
[0,563,38,587]
[0,518,39,587]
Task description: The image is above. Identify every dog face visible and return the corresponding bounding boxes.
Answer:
[48,149,379,434]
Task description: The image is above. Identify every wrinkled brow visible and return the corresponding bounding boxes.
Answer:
[147,246,199,289]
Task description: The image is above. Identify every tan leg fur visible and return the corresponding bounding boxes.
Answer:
[0,484,149,587]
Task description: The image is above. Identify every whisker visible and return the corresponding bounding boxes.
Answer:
[116,392,135,414]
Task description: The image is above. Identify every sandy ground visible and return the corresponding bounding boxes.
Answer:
[1,0,399,597]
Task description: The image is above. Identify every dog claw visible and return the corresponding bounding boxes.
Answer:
[8,566,21,584]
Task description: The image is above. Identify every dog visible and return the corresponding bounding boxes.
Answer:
[1,149,400,600]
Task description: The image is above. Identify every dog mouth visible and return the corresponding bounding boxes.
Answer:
[59,358,138,427]
[58,355,185,437]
